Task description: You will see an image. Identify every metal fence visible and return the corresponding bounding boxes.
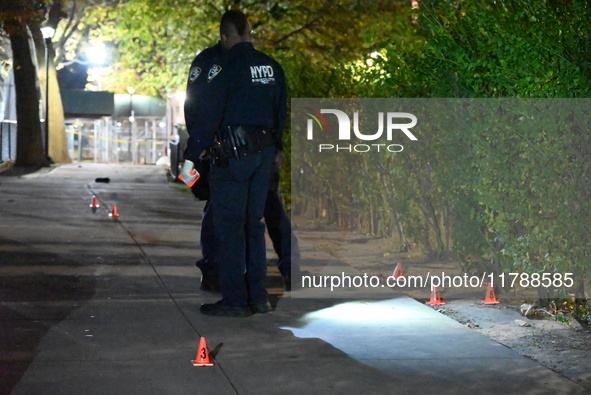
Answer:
[0,120,16,163]
[168,125,188,179]
[66,117,169,164]
[1,117,169,165]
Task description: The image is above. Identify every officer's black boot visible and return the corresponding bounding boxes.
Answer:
[195,259,220,293]
[278,257,301,292]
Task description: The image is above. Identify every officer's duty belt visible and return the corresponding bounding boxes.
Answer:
[211,125,276,163]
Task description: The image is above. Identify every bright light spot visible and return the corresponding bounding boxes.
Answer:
[127,86,136,95]
[41,27,55,39]
[366,51,385,67]
[301,300,411,324]
[279,297,468,378]
[86,44,108,66]
[168,91,186,104]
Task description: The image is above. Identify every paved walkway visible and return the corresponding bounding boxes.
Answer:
[0,163,587,394]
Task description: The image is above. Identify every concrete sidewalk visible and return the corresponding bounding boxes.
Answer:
[0,163,586,395]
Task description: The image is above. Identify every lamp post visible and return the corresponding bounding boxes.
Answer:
[127,86,135,122]
[41,27,55,161]
[127,86,136,162]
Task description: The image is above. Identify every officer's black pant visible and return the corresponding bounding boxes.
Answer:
[199,190,299,276]
[208,146,275,306]
[199,200,216,268]
[264,189,300,266]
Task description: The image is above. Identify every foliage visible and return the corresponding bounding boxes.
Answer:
[84,0,406,96]
[0,0,45,36]
[294,1,591,300]
[50,1,119,70]
[401,1,591,295]
[573,300,591,327]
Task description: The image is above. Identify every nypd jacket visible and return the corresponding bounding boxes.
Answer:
[183,41,287,164]
[183,41,224,160]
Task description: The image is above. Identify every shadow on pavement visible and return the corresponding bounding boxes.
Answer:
[0,236,96,394]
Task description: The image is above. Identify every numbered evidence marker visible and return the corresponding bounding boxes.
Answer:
[192,337,214,366]
[426,286,445,305]
[481,283,499,304]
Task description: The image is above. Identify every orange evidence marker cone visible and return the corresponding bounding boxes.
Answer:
[481,283,499,304]
[90,196,99,208]
[391,262,403,280]
[108,205,119,217]
[192,337,214,367]
[178,171,200,187]
[426,286,445,305]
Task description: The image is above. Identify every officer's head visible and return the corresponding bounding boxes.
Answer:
[220,10,250,51]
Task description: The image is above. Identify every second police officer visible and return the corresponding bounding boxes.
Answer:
[182,10,287,317]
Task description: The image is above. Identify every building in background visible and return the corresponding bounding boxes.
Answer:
[61,89,169,164]
[2,73,180,166]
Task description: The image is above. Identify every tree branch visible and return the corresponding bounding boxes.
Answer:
[272,18,319,46]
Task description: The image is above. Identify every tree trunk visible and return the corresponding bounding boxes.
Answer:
[32,27,71,164]
[9,28,49,168]
[444,205,452,254]
[48,62,70,162]
[382,171,409,252]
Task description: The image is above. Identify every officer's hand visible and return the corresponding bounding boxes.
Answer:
[179,159,200,187]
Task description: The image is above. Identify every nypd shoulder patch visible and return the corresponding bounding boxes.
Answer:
[188,67,201,84]
[208,64,222,82]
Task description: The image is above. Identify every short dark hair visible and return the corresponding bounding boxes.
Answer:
[220,10,248,37]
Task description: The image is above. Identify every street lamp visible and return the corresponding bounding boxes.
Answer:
[127,86,135,122]
[41,26,55,161]
[127,86,135,162]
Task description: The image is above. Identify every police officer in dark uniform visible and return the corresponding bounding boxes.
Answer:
[184,34,299,295]
[183,41,225,292]
[182,10,286,317]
